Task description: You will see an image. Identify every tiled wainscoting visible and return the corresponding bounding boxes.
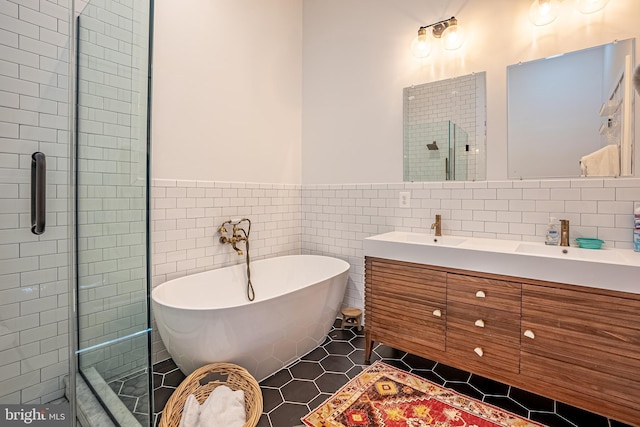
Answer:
[151,178,640,361]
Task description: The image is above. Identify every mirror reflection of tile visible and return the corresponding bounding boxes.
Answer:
[403,72,486,182]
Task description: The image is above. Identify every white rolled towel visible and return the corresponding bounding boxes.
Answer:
[178,395,201,427]
[199,385,246,427]
[177,386,246,427]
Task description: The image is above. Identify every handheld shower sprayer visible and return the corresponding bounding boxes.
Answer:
[218,218,255,301]
[634,65,640,96]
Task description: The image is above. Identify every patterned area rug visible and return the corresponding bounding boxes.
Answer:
[301,361,546,427]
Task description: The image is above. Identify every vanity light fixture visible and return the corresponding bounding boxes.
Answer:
[410,27,432,58]
[575,0,609,14]
[441,17,464,51]
[411,16,464,58]
[529,0,560,26]
[529,0,610,26]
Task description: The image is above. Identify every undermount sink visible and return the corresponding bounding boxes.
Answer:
[515,242,626,263]
[363,231,640,294]
[405,234,466,246]
[372,231,466,246]
[458,237,520,251]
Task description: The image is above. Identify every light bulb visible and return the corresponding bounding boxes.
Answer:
[529,0,560,26]
[441,20,464,50]
[411,28,431,58]
[576,0,609,14]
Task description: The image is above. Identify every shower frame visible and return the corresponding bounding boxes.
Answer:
[69,0,155,424]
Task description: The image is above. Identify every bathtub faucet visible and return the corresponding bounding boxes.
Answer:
[219,218,251,256]
[218,218,255,301]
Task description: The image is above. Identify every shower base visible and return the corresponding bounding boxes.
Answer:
[65,368,140,427]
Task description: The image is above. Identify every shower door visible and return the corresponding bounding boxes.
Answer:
[403,120,470,181]
[75,0,153,425]
[451,123,469,181]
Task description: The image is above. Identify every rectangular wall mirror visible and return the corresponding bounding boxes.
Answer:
[507,38,635,179]
[403,72,487,182]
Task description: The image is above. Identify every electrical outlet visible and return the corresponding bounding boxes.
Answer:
[399,191,411,208]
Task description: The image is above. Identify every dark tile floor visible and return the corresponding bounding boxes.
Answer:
[114,320,633,427]
[107,369,152,426]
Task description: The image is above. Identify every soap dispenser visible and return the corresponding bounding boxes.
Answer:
[545,217,560,246]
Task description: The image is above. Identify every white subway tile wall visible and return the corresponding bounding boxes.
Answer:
[0,0,71,404]
[151,177,640,362]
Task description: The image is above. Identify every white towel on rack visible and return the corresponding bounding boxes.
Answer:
[580,144,619,177]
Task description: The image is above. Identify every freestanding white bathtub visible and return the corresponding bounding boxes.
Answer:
[152,255,350,381]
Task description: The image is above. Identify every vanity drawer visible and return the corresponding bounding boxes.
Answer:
[447,273,521,313]
[447,301,521,344]
[446,329,520,374]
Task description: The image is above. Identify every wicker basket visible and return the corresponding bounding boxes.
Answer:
[159,362,263,427]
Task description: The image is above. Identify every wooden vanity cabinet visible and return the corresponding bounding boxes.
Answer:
[521,283,640,423]
[364,256,640,426]
[364,257,446,360]
[446,273,521,375]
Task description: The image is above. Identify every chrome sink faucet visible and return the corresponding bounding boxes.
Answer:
[431,214,442,236]
[560,219,570,247]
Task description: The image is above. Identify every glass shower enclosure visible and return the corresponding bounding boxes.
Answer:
[74,0,153,425]
[0,0,152,425]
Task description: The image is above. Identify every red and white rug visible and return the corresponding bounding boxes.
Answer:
[302,361,546,427]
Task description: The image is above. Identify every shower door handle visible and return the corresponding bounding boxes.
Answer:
[31,152,46,235]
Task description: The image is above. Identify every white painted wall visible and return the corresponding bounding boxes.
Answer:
[152,0,303,183]
[302,0,640,183]
[152,0,639,184]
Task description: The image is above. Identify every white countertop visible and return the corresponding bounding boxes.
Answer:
[363,231,640,294]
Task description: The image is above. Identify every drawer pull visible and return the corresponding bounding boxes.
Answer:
[475,290,486,298]
[474,347,484,357]
[432,309,442,317]
[474,319,485,328]
[524,329,535,339]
